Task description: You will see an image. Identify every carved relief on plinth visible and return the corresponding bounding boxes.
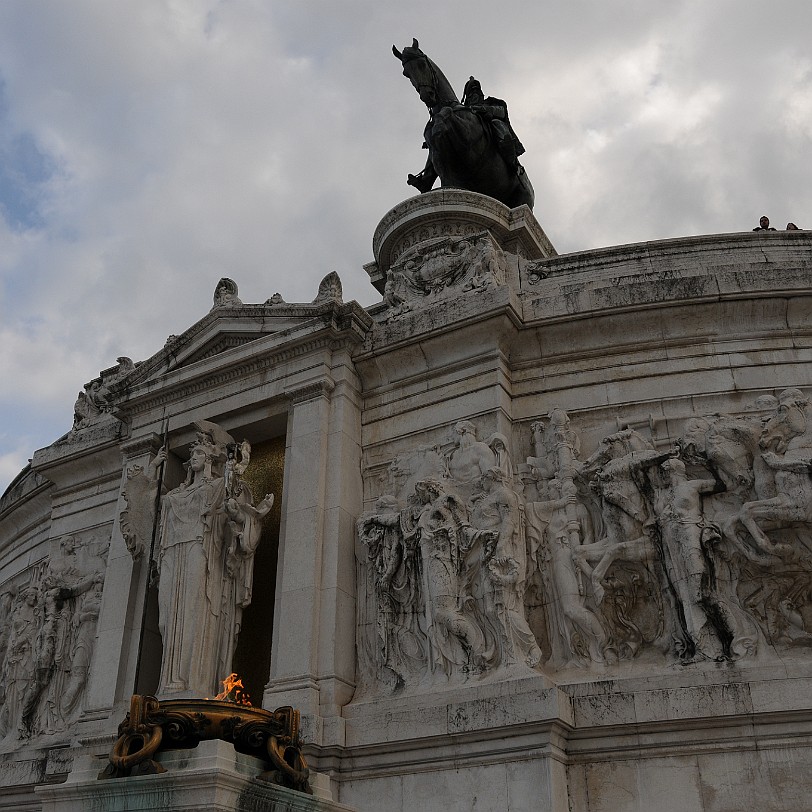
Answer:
[356,389,812,696]
[357,422,539,694]
[0,534,108,745]
[382,231,507,319]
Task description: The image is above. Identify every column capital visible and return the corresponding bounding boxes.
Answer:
[120,433,164,458]
[284,378,336,405]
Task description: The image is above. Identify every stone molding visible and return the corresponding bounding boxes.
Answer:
[285,378,337,404]
[120,433,164,459]
[120,340,335,417]
[113,299,371,395]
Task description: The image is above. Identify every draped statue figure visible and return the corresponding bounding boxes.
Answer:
[152,421,273,698]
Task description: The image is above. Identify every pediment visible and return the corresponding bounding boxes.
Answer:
[107,298,372,408]
[130,308,318,385]
[172,328,268,368]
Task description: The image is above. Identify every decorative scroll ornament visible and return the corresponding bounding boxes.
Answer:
[313,271,344,304]
[524,259,549,284]
[99,694,310,794]
[212,278,242,308]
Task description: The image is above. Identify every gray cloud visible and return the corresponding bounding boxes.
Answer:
[1,0,811,491]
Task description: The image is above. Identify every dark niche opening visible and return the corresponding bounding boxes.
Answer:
[231,435,285,704]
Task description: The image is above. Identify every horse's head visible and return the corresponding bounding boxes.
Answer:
[393,39,458,110]
[761,388,809,452]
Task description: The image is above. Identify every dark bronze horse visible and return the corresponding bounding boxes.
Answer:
[393,39,534,210]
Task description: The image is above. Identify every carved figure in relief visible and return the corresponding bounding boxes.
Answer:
[357,495,425,685]
[735,389,812,559]
[151,421,272,697]
[0,587,38,741]
[654,458,727,660]
[459,235,507,292]
[16,536,105,736]
[0,591,13,684]
[358,395,812,691]
[681,398,779,504]
[383,272,411,318]
[410,479,494,675]
[447,421,497,497]
[486,432,514,484]
[61,574,104,715]
[529,478,608,665]
[534,419,670,660]
[470,468,542,667]
[572,430,667,603]
[527,419,558,479]
[672,395,811,653]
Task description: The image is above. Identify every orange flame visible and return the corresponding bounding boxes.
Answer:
[214,672,252,706]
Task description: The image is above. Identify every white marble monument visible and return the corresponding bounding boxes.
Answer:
[1,189,812,811]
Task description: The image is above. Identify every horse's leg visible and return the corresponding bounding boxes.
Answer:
[739,497,795,557]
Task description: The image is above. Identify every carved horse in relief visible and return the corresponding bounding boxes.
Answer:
[393,39,535,210]
[734,389,812,558]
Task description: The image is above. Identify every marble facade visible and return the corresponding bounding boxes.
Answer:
[1,189,811,810]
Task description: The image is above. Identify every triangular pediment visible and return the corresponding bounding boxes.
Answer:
[170,326,274,369]
[127,306,323,385]
[104,297,372,411]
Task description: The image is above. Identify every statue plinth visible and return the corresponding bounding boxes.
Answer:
[364,189,556,294]
[38,736,351,812]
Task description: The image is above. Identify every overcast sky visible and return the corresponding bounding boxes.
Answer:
[1,0,810,494]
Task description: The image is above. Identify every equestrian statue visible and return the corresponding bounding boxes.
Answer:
[392,39,534,210]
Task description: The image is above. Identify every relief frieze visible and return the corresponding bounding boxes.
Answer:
[0,533,108,746]
[356,389,812,695]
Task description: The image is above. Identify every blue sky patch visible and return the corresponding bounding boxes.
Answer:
[0,79,57,231]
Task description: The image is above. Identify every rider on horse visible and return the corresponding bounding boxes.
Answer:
[393,39,535,210]
[461,77,526,174]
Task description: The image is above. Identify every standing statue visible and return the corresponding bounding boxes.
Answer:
[152,420,273,697]
[393,39,535,209]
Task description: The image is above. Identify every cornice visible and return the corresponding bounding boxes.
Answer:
[356,284,523,362]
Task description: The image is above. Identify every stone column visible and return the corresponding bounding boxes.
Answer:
[264,372,361,747]
[82,434,162,718]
